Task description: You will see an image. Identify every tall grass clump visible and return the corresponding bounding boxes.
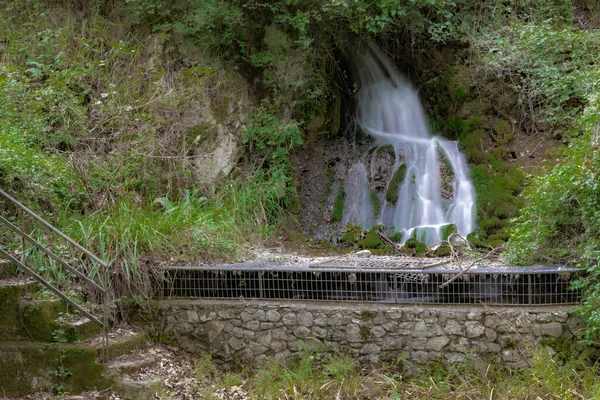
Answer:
[247,347,600,400]
[57,172,288,288]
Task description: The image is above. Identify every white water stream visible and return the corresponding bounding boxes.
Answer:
[342,44,475,244]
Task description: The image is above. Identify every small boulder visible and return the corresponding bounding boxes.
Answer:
[356,250,372,258]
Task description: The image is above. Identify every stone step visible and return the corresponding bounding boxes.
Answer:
[0,328,151,397]
[83,328,151,359]
[15,297,68,342]
[106,345,196,400]
[0,259,17,279]
[113,378,163,400]
[0,340,110,397]
[0,278,39,302]
[63,315,103,342]
[0,280,41,341]
[105,350,157,375]
[0,286,103,343]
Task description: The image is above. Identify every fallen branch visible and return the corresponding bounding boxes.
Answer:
[374,226,402,254]
[439,245,503,289]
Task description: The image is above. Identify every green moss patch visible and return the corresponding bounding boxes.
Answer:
[369,190,382,219]
[357,227,391,253]
[376,144,394,156]
[18,299,67,342]
[358,227,384,249]
[434,245,451,257]
[330,186,345,223]
[0,341,111,397]
[402,237,427,255]
[385,164,407,204]
[341,224,363,245]
[388,232,403,242]
[440,224,456,241]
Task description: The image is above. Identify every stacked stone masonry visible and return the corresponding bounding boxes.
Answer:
[164,300,584,368]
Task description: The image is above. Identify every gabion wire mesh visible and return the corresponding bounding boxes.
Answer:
[163,259,581,305]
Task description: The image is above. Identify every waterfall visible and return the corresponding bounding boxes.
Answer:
[342,44,476,244]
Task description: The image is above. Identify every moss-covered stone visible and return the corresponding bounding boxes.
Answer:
[385,164,407,204]
[63,318,103,342]
[480,218,510,237]
[0,341,111,397]
[357,227,391,253]
[369,190,382,219]
[18,298,67,342]
[487,239,505,248]
[341,224,363,245]
[460,130,487,164]
[330,186,345,223]
[0,260,17,279]
[467,232,487,249]
[104,331,150,359]
[322,168,335,201]
[0,283,27,341]
[434,245,451,257]
[404,238,419,249]
[388,232,403,242]
[376,144,394,156]
[440,224,456,241]
[415,242,427,255]
[402,237,427,255]
[358,227,384,249]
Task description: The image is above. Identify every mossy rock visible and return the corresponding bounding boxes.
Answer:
[369,190,382,219]
[415,242,427,255]
[0,283,28,341]
[434,245,451,257]
[321,168,335,202]
[467,232,487,249]
[487,239,505,249]
[480,218,509,237]
[488,231,510,242]
[460,130,487,164]
[404,238,419,249]
[18,299,67,342]
[0,260,17,279]
[0,341,111,397]
[388,232,403,242]
[341,224,363,245]
[376,144,394,156]
[440,224,456,241]
[385,164,407,204]
[104,331,150,358]
[358,227,384,249]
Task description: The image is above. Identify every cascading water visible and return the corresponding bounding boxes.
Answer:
[342,44,476,244]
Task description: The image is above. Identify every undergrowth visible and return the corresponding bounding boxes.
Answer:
[196,347,600,400]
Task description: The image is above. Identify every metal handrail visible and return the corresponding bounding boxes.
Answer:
[0,189,107,268]
[0,215,104,292]
[0,248,104,327]
[0,189,107,328]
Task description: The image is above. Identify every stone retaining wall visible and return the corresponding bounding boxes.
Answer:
[163,300,584,369]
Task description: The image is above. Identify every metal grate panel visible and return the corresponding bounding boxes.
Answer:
[163,260,581,305]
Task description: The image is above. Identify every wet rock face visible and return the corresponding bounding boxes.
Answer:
[367,146,397,192]
[295,136,365,238]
